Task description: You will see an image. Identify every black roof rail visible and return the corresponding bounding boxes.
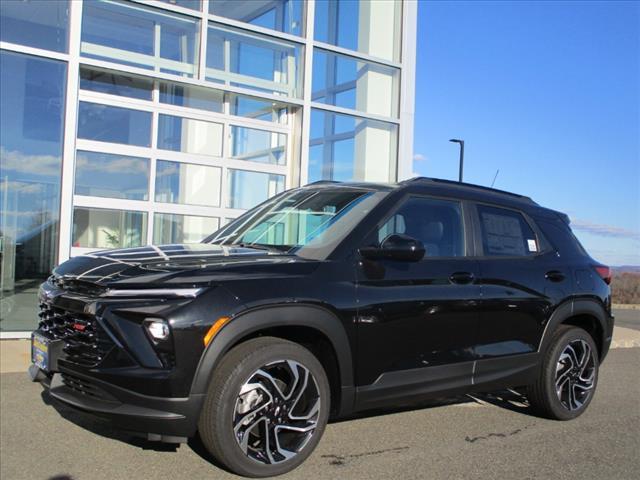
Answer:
[305,180,343,186]
[404,177,536,204]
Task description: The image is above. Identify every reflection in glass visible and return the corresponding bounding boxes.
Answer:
[308,109,397,183]
[227,170,285,209]
[75,151,149,200]
[231,126,286,165]
[0,0,69,52]
[314,0,401,62]
[155,160,221,206]
[159,82,223,112]
[153,213,219,244]
[228,94,288,124]
[77,102,152,147]
[312,49,399,117]
[80,67,153,100]
[209,0,303,36]
[206,23,302,97]
[81,0,199,77]
[72,208,147,249]
[158,0,201,10]
[0,51,66,331]
[157,114,223,156]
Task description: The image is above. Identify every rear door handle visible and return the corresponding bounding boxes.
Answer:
[545,270,565,282]
[449,272,475,284]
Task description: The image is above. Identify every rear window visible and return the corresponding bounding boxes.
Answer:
[477,205,539,256]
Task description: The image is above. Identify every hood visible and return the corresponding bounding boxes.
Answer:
[53,244,319,288]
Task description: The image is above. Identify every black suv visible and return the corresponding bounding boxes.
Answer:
[30,178,613,477]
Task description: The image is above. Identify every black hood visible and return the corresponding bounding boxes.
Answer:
[53,244,318,288]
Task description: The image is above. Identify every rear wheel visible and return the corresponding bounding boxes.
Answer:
[198,337,330,477]
[528,325,599,420]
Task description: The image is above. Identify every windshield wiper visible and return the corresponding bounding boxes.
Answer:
[234,243,288,254]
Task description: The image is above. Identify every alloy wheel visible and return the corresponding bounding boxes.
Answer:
[555,339,596,411]
[233,359,321,464]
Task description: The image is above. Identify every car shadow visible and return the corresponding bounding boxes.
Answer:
[330,388,532,424]
[41,389,180,453]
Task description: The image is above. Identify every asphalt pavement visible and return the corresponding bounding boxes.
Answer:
[1,318,639,480]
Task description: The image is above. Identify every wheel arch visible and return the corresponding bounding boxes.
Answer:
[190,304,355,417]
[539,299,610,360]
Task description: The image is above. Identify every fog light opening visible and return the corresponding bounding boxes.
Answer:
[146,319,170,341]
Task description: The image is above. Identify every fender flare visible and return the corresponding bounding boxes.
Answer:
[190,304,355,414]
[538,299,610,358]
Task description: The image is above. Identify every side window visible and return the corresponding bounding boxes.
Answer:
[477,205,539,256]
[377,197,465,257]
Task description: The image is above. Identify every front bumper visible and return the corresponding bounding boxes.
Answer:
[29,364,204,443]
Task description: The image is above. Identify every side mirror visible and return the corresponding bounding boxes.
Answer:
[360,234,425,262]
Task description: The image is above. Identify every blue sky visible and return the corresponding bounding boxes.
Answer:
[412,0,640,266]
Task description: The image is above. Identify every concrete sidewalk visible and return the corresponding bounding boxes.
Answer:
[2,310,639,374]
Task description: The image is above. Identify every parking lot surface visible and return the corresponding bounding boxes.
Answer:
[2,344,639,480]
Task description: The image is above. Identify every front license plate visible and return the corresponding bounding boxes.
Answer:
[32,334,50,371]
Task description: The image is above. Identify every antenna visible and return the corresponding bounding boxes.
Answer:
[491,169,500,188]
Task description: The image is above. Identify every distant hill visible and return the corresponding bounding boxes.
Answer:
[611,270,640,304]
[613,265,640,274]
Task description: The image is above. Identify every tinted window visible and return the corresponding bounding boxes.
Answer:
[77,102,151,146]
[378,197,465,257]
[477,205,539,256]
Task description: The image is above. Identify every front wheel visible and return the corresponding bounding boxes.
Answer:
[528,325,599,420]
[198,337,330,477]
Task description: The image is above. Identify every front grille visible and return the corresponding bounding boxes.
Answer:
[60,372,117,403]
[38,302,115,367]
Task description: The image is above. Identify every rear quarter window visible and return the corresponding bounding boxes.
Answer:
[477,205,540,256]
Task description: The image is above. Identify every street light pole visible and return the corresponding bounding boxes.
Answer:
[449,139,464,182]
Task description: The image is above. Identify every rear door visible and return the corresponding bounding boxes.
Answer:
[472,203,570,361]
[354,195,481,407]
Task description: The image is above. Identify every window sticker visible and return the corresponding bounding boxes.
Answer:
[527,239,538,252]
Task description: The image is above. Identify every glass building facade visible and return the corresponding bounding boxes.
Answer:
[0,0,416,335]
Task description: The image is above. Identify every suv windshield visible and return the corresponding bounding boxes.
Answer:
[205,188,388,260]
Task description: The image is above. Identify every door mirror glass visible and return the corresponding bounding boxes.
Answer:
[360,234,425,262]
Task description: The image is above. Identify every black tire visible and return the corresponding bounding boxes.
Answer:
[528,325,599,420]
[198,337,330,477]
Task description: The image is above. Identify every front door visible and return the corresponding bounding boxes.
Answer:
[354,195,481,408]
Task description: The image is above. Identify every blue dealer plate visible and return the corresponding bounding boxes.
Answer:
[32,333,50,371]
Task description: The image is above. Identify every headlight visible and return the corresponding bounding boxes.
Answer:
[145,318,171,341]
[102,288,204,298]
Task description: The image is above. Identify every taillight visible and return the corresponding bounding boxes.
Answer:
[593,265,612,285]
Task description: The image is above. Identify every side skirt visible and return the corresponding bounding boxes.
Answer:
[353,353,540,412]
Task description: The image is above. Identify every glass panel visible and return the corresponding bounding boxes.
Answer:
[80,67,153,100]
[153,213,219,244]
[308,109,397,183]
[228,93,288,124]
[81,0,199,77]
[227,170,285,209]
[206,23,302,98]
[230,126,286,165]
[158,0,201,10]
[72,208,147,249]
[75,151,149,200]
[209,0,303,36]
[0,51,66,332]
[155,160,221,206]
[477,205,539,256]
[312,49,399,117]
[314,0,401,62]
[159,82,223,112]
[377,197,465,257]
[0,0,69,52]
[157,114,223,156]
[77,102,152,147]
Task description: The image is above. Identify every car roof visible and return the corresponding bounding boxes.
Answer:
[304,177,538,208]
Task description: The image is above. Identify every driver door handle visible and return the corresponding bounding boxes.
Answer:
[449,272,475,285]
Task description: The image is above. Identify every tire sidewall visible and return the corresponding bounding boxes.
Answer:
[543,328,599,421]
[208,340,330,478]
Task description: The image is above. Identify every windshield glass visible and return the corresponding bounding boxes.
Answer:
[205,188,388,260]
